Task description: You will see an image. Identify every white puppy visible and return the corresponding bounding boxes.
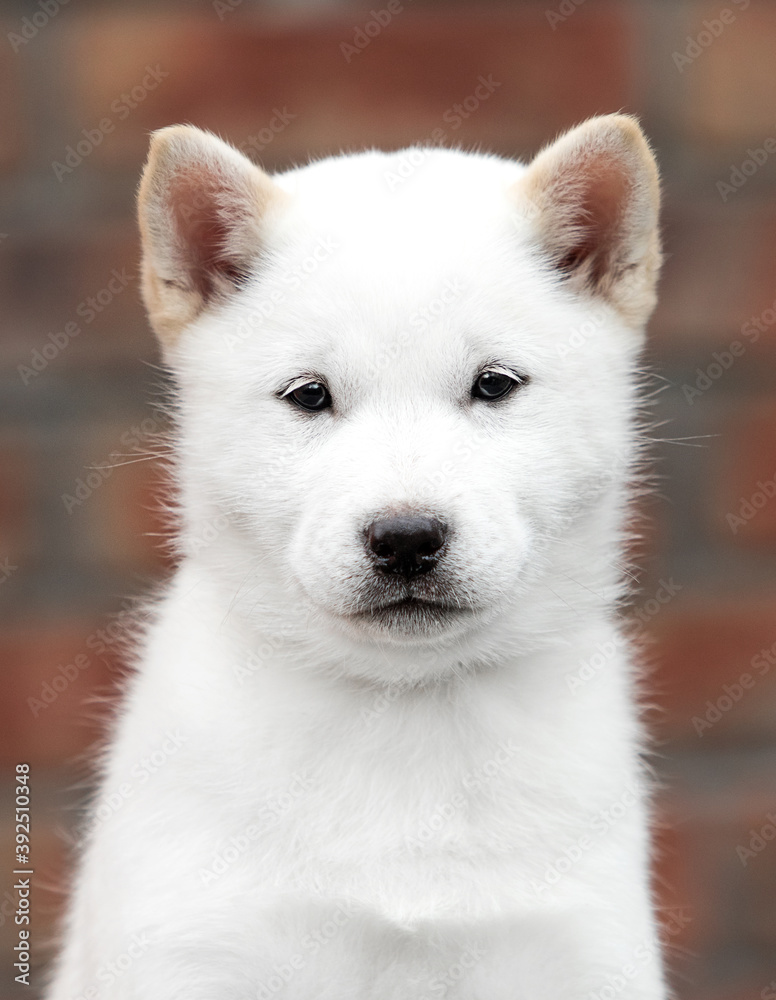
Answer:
[47,115,666,999]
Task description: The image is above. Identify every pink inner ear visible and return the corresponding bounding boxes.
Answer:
[167,168,249,301]
[554,151,633,287]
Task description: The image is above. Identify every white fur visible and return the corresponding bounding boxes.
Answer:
[47,121,667,999]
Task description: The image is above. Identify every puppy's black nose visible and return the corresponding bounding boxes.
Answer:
[366,515,447,578]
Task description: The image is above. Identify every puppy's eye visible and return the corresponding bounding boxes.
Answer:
[286,381,332,412]
[471,370,523,401]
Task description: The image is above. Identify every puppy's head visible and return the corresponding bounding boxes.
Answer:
[138,118,660,674]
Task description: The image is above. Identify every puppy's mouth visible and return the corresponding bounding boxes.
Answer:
[354,595,458,616]
[348,593,472,634]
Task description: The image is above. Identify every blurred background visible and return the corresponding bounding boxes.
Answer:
[1,0,775,997]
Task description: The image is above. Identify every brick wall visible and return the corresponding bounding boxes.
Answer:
[1,2,775,998]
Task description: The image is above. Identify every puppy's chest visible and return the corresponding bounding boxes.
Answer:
[205,727,581,919]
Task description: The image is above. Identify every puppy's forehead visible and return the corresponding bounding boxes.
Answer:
[240,149,560,384]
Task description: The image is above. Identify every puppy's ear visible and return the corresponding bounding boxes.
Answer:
[138,125,285,348]
[513,114,661,325]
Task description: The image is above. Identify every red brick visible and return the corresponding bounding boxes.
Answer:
[0,623,124,768]
[62,8,635,169]
[655,768,776,992]
[64,228,152,367]
[707,987,776,1000]
[648,601,776,744]
[64,425,174,575]
[0,433,39,567]
[713,399,776,545]
[683,2,776,146]
[0,237,77,372]
[651,199,776,362]
[2,229,155,374]
[92,452,173,575]
[652,812,703,958]
[739,218,776,353]
[0,44,26,169]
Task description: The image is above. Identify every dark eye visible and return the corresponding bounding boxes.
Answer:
[287,381,332,412]
[471,370,522,401]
